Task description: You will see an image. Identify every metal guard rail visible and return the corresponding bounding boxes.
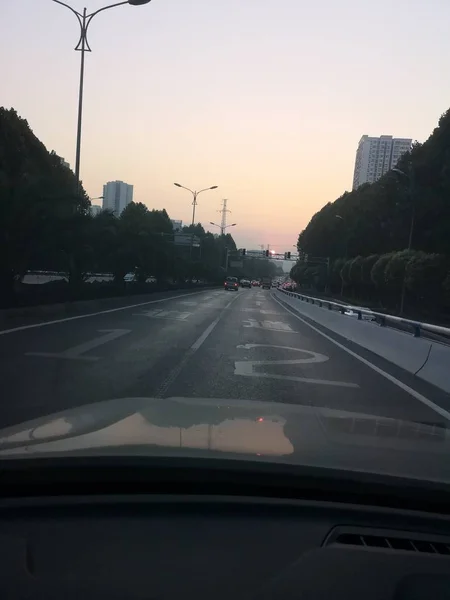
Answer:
[277,288,450,340]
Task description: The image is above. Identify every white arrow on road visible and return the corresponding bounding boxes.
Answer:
[26,329,131,361]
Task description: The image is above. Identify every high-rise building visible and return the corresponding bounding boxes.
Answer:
[102,180,133,215]
[352,135,412,190]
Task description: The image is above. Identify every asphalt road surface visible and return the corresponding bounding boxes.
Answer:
[0,287,449,430]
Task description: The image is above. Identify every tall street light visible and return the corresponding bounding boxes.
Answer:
[52,0,151,186]
[209,222,237,236]
[392,163,415,315]
[173,183,218,225]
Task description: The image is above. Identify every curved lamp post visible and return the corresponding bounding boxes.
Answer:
[52,0,152,185]
[173,183,218,225]
[209,222,237,236]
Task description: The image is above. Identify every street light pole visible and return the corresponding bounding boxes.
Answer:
[52,0,151,186]
[209,222,237,236]
[173,183,218,225]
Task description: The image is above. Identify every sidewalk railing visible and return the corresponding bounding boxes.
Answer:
[277,288,450,344]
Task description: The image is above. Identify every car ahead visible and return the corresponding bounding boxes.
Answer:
[251,280,260,287]
[240,279,251,288]
[261,277,271,290]
[224,276,239,291]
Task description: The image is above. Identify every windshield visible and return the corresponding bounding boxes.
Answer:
[2,0,450,489]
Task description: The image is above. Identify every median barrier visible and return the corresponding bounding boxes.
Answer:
[275,289,450,395]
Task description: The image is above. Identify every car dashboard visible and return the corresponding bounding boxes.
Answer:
[1,457,450,599]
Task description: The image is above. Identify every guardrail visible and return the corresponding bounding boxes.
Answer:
[278,288,450,344]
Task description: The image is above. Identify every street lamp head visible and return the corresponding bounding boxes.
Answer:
[392,167,407,177]
[335,214,344,220]
[209,186,218,190]
[230,223,237,227]
[173,183,182,188]
[128,0,152,5]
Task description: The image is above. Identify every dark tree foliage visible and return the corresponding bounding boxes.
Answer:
[290,109,450,319]
[0,108,238,306]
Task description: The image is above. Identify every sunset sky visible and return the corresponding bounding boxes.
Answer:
[3,0,450,250]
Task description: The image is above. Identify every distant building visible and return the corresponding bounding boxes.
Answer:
[170,219,183,232]
[102,181,133,215]
[90,205,102,216]
[352,135,412,190]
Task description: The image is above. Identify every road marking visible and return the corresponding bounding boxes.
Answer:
[178,301,198,306]
[0,290,215,336]
[243,318,295,332]
[234,344,357,388]
[272,293,450,421]
[26,329,130,361]
[191,294,239,350]
[134,309,191,321]
[240,308,281,315]
[155,292,240,397]
[256,301,262,307]
[237,372,359,388]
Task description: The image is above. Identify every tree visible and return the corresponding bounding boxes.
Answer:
[405,253,448,309]
[295,108,450,265]
[384,250,418,292]
[371,253,394,288]
[0,107,89,305]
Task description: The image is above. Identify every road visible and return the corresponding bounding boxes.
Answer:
[0,286,449,430]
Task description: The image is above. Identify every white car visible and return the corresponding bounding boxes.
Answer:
[343,305,376,321]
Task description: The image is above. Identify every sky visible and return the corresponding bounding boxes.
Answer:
[2,0,450,251]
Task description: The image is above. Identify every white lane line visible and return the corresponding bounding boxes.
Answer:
[0,290,213,336]
[191,294,240,350]
[26,329,131,361]
[272,293,450,422]
[155,292,240,397]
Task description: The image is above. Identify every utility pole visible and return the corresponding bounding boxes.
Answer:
[218,199,231,236]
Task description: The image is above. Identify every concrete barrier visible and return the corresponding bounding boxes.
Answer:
[275,290,450,394]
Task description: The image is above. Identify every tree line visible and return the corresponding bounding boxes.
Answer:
[0,108,236,307]
[291,108,450,321]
